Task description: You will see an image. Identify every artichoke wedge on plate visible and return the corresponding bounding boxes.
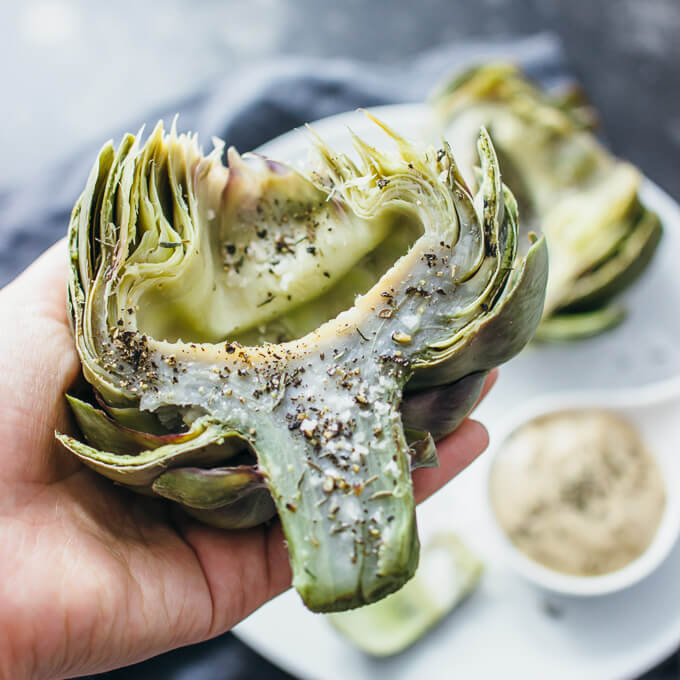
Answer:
[56,115,547,612]
[328,532,483,656]
[431,63,662,341]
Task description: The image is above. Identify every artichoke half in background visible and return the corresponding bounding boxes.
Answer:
[56,116,547,612]
[431,63,662,341]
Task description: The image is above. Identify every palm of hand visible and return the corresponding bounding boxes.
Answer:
[0,243,490,679]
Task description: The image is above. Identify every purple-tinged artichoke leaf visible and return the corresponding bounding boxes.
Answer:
[56,416,243,487]
[402,371,487,442]
[67,394,191,453]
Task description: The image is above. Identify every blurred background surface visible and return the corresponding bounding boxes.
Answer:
[1,1,679,678]
[1,0,679,197]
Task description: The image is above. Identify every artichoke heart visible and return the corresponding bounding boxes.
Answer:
[431,63,662,340]
[57,114,547,612]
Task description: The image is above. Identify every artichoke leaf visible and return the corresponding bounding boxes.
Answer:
[181,489,277,530]
[402,371,487,441]
[152,465,277,529]
[56,416,243,487]
[152,465,268,510]
[405,429,439,470]
[66,394,238,454]
[95,396,177,435]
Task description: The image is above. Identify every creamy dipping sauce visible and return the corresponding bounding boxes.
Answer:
[490,410,665,577]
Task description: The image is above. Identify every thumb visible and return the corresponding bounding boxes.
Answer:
[0,238,82,483]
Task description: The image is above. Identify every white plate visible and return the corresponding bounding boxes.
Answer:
[234,105,680,680]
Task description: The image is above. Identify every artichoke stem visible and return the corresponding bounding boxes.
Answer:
[242,376,418,613]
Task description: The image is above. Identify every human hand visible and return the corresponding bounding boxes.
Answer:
[0,241,495,679]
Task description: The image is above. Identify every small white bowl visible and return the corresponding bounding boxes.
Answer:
[486,377,680,597]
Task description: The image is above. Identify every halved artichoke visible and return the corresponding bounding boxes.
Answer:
[431,63,662,340]
[56,116,547,612]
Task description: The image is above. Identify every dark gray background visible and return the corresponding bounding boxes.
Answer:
[1,1,678,678]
